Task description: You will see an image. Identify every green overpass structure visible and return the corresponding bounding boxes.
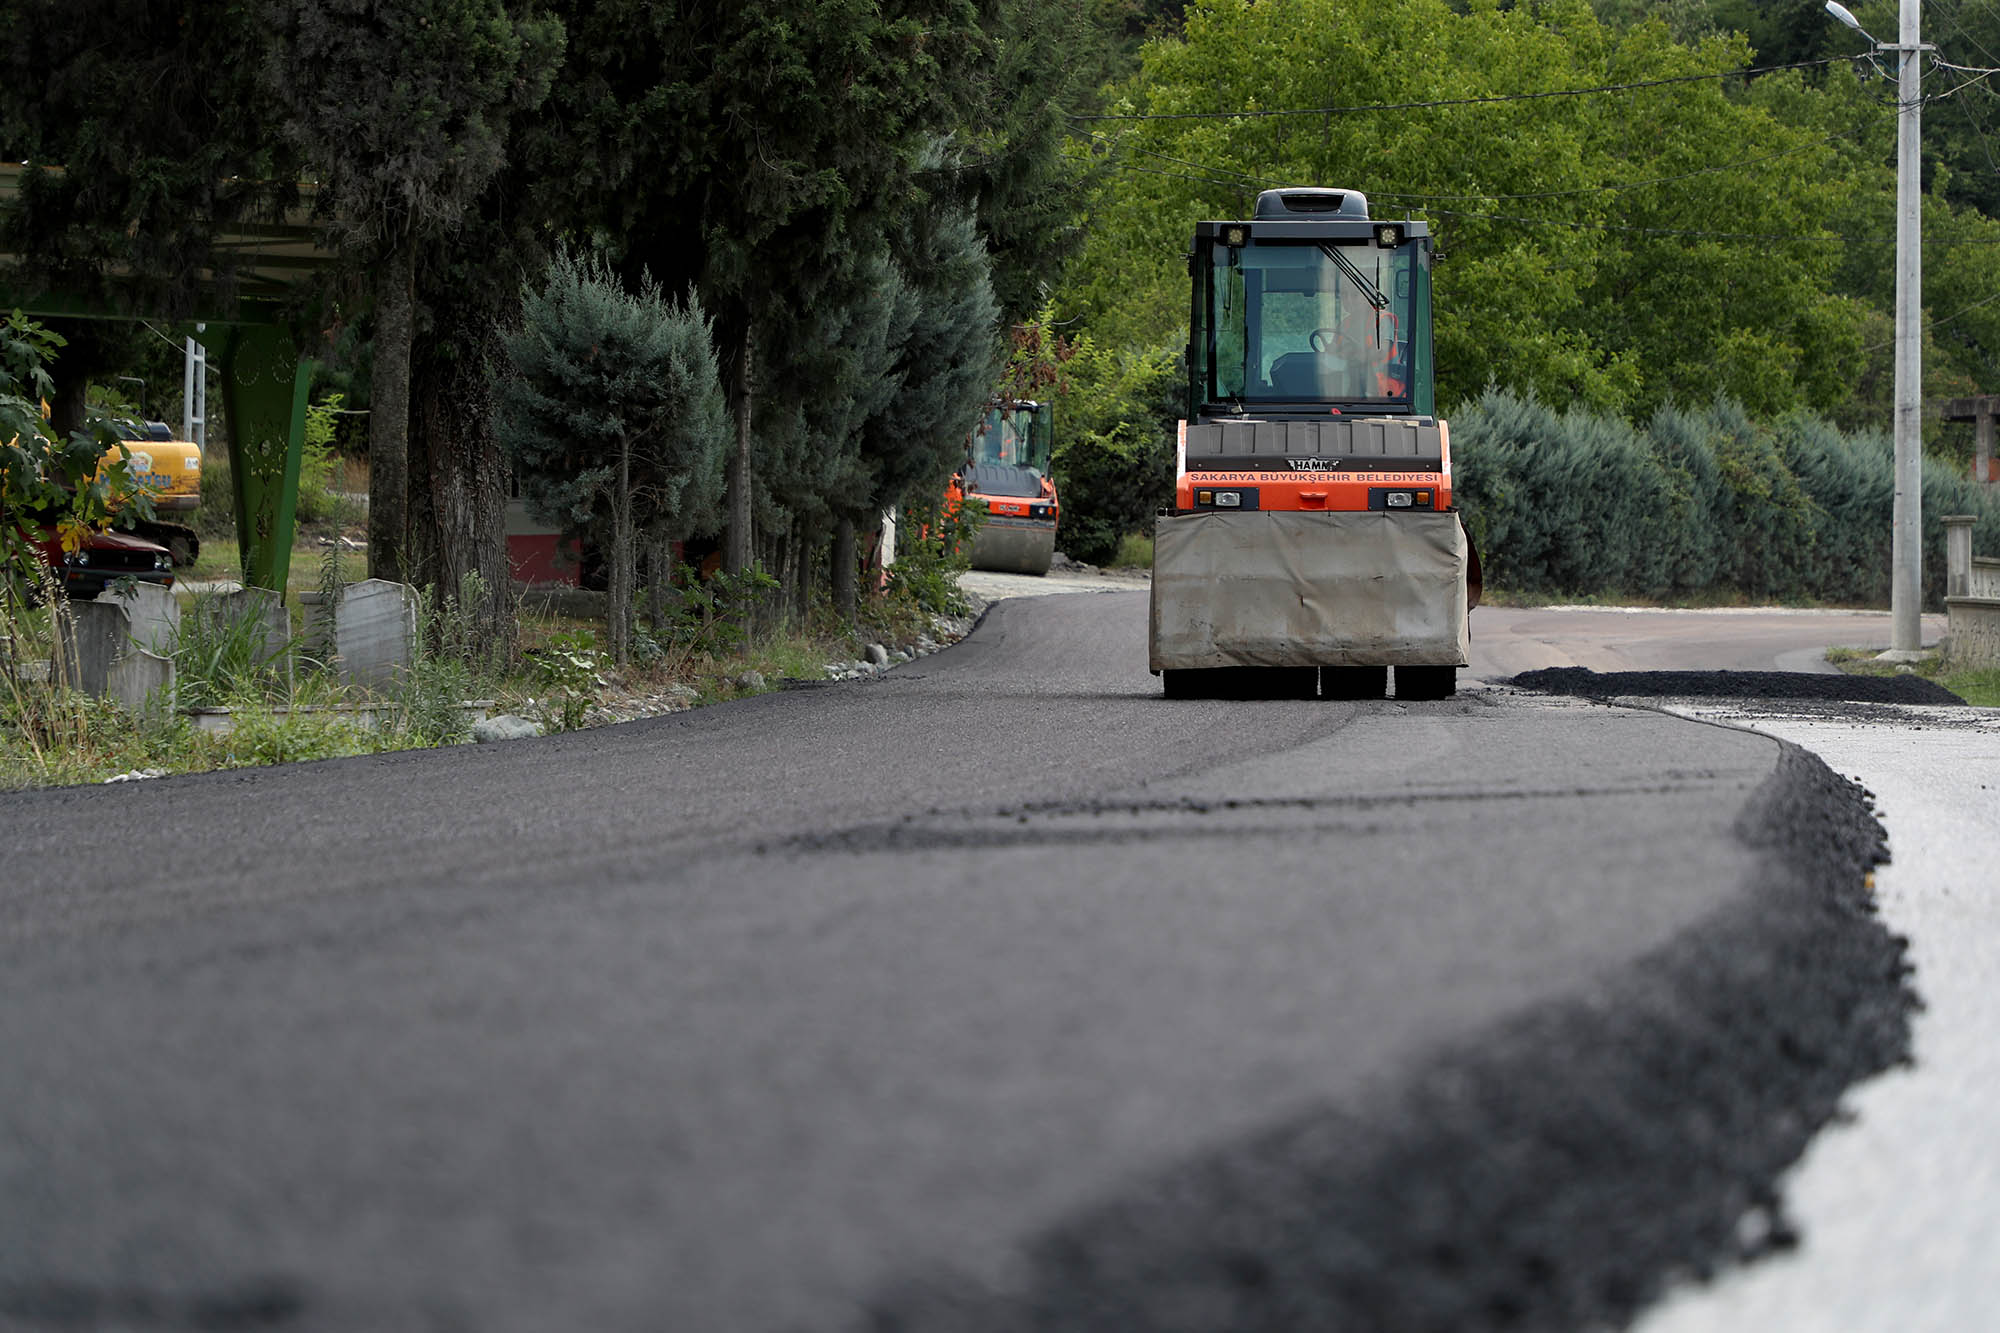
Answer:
[0,163,338,594]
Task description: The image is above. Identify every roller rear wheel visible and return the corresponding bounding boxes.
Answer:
[1395,665,1458,700]
[1163,667,1318,700]
[1321,666,1388,700]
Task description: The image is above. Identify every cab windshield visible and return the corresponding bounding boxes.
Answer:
[971,403,1051,472]
[1206,240,1417,405]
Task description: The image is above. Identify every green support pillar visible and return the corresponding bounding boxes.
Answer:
[219,324,315,594]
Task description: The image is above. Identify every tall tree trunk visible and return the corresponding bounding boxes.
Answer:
[609,434,636,665]
[47,379,89,445]
[644,531,672,631]
[725,322,753,574]
[407,319,512,661]
[792,518,813,625]
[754,526,782,634]
[773,521,794,628]
[369,241,415,583]
[832,516,857,617]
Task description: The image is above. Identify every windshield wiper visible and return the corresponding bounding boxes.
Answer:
[1320,243,1389,311]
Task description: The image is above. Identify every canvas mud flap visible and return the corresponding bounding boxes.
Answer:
[1149,510,1470,670]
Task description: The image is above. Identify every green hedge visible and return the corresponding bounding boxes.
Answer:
[1454,389,2000,605]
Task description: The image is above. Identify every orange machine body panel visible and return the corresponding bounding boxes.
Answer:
[1174,419,1454,513]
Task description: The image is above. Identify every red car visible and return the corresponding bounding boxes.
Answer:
[28,524,176,599]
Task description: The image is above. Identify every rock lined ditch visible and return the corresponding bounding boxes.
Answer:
[860,747,1917,1333]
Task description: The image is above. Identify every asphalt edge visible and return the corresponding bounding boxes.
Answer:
[861,743,1918,1332]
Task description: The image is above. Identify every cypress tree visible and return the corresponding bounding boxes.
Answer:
[495,250,728,665]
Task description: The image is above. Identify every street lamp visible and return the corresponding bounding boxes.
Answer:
[1827,0,1931,659]
[1824,2,1878,43]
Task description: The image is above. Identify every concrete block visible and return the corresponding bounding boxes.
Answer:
[303,579,416,687]
[66,601,130,693]
[104,648,175,712]
[63,585,180,707]
[1972,556,2000,602]
[198,587,291,664]
[117,581,182,655]
[1945,596,2000,669]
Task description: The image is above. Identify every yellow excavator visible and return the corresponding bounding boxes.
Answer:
[97,418,204,566]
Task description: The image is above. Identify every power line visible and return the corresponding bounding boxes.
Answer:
[1071,56,1858,123]
[1859,287,2000,351]
[1075,131,1271,186]
[1419,202,1860,242]
[1931,55,2000,74]
[1928,65,2000,100]
[1103,161,1261,193]
[1937,0,2000,64]
[1083,124,1877,205]
[1370,133,1868,202]
[1421,201,2000,246]
[1926,0,2000,192]
[1082,149,2000,246]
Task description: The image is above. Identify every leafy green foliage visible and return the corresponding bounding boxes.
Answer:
[890,497,982,616]
[1046,324,1180,564]
[538,0,1023,585]
[645,565,782,676]
[0,312,154,603]
[953,0,1112,320]
[296,394,348,525]
[549,0,983,308]
[496,248,729,532]
[1453,389,1670,597]
[1111,531,1154,567]
[262,0,561,256]
[853,205,1003,517]
[264,0,562,580]
[398,613,473,744]
[1067,0,1871,420]
[529,629,603,734]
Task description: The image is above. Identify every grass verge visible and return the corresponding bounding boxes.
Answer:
[1109,532,1153,569]
[1,546,968,791]
[1825,646,2000,706]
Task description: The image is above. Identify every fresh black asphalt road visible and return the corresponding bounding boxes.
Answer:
[0,592,1910,1332]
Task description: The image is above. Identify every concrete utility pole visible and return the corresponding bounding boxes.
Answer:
[1891,0,1927,657]
[1827,0,1930,658]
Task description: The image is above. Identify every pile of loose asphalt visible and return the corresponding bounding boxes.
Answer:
[859,671,1923,1333]
[1512,665,1966,706]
